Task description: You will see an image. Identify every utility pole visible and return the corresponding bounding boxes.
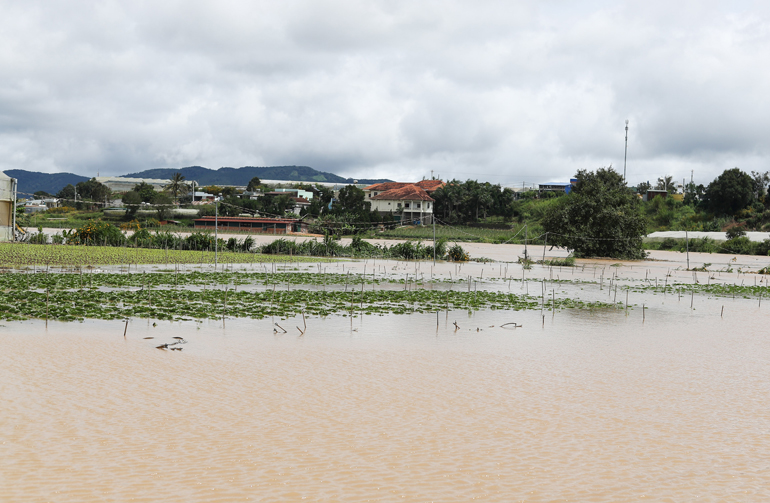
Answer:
[524,223,528,261]
[214,198,218,269]
[623,119,629,182]
[433,215,436,265]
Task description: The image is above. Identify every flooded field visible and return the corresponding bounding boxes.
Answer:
[2,246,770,501]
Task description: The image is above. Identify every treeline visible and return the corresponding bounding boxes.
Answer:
[432,180,516,223]
[23,220,470,261]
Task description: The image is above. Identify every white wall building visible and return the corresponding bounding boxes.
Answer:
[0,171,17,241]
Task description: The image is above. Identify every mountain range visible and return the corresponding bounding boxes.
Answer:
[4,166,392,196]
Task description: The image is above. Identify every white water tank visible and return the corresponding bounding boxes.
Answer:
[0,171,17,242]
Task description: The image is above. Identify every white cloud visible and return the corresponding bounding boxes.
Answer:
[1,0,769,186]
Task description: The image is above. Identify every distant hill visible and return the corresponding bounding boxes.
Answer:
[123,166,392,186]
[3,170,89,197]
[1,165,392,198]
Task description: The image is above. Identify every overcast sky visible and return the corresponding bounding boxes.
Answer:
[1,0,769,187]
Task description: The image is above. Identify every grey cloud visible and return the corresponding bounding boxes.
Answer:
[1,0,770,187]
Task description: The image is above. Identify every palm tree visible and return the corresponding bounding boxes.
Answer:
[164,173,189,203]
[655,175,676,193]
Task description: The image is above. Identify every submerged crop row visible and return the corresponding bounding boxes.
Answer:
[0,287,619,322]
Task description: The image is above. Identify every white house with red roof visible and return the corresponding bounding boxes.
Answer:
[363,180,445,224]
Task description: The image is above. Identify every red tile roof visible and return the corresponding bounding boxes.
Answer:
[363,182,409,191]
[414,180,446,191]
[370,185,434,202]
[364,180,445,193]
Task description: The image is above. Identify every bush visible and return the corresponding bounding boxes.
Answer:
[686,237,718,253]
[720,236,755,255]
[658,237,679,250]
[70,220,126,246]
[46,206,75,214]
[725,224,747,240]
[120,219,142,232]
[447,244,469,262]
[184,232,216,251]
[755,239,770,256]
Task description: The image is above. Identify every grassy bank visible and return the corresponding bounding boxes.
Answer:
[0,243,322,267]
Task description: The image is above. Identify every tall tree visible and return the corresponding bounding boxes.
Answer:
[121,191,142,217]
[637,181,652,195]
[336,185,369,213]
[542,167,647,259]
[655,175,676,193]
[751,170,770,201]
[133,182,158,203]
[56,184,76,201]
[246,177,262,191]
[703,168,755,216]
[164,173,188,203]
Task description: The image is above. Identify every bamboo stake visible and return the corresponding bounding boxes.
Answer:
[222,287,228,321]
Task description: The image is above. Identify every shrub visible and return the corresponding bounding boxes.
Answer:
[184,232,215,251]
[720,236,755,255]
[686,237,718,253]
[447,244,469,262]
[46,206,75,214]
[120,219,142,232]
[725,224,747,240]
[71,220,126,246]
[658,237,679,250]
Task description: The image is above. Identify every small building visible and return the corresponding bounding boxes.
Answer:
[193,217,308,234]
[24,202,48,213]
[538,182,573,194]
[363,180,445,200]
[644,189,668,202]
[0,171,17,241]
[369,185,435,224]
[272,188,314,200]
[192,191,216,204]
[361,179,444,225]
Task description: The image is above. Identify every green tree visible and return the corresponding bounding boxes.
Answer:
[336,185,369,213]
[164,173,188,203]
[74,179,112,208]
[56,184,76,201]
[636,181,651,195]
[121,190,142,217]
[152,192,174,220]
[134,182,158,203]
[703,168,755,216]
[221,186,239,198]
[683,182,705,206]
[751,170,770,202]
[246,177,262,191]
[541,167,647,259]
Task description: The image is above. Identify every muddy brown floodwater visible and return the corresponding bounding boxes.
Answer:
[2,245,770,501]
